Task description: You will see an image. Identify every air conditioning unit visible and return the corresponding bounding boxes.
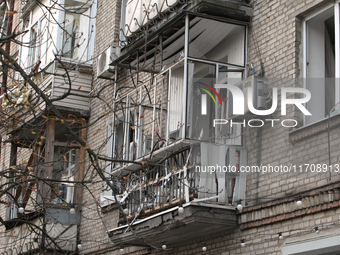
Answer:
[227,76,269,120]
[97,46,120,79]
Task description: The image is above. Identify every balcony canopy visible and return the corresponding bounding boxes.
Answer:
[112,0,251,72]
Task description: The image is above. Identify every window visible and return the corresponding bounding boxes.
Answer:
[106,120,124,173]
[28,23,38,69]
[62,11,79,58]
[198,145,246,204]
[6,170,24,220]
[19,0,95,69]
[103,123,124,206]
[53,149,76,204]
[119,0,128,44]
[61,0,92,60]
[6,191,18,220]
[20,16,41,72]
[304,5,340,124]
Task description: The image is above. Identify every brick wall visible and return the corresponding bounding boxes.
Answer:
[79,0,148,253]
[246,0,339,202]
[80,0,340,254]
[0,0,29,251]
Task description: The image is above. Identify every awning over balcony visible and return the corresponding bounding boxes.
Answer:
[108,203,237,247]
[112,0,251,73]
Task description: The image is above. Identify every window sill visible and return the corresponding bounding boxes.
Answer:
[56,57,93,73]
[289,113,340,143]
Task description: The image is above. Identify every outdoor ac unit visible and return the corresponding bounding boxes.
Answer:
[227,76,269,120]
[97,46,120,79]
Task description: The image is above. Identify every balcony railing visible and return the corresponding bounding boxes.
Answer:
[123,0,250,37]
[122,147,195,217]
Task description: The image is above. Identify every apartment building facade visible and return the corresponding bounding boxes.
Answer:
[2,0,340,254]
[0,0,96,254]
[81,0,340,254]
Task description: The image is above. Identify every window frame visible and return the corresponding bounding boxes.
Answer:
[53,149,76,204]
[28,22,38,69]
[103,121,124,206]
[63,149,76,204]
[57,0,96,62]
[303,2,340,125]
[106,117,125,173]
[22,13,44,72]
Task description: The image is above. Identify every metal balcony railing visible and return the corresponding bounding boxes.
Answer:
[122,147,196,216]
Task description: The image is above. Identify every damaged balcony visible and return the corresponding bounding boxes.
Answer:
[105,144,246,247]
[104,9,250,248]
[108,203,237,247]
[120,0,251,44]
[108,13,247,173]
[107,146,242,247]
[107,56,245,172]
[4,116,87,208]
[2,116,87,254]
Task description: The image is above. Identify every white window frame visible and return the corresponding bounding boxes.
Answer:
[102,119,125,207]
[303,2,340,125]
[119,0,129,45]
[21,14,42,72]
[58,0,96,62]
[63,149,75,204]
[28,22,38,70]
[54,149,76,204]
[106,117,125,173]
